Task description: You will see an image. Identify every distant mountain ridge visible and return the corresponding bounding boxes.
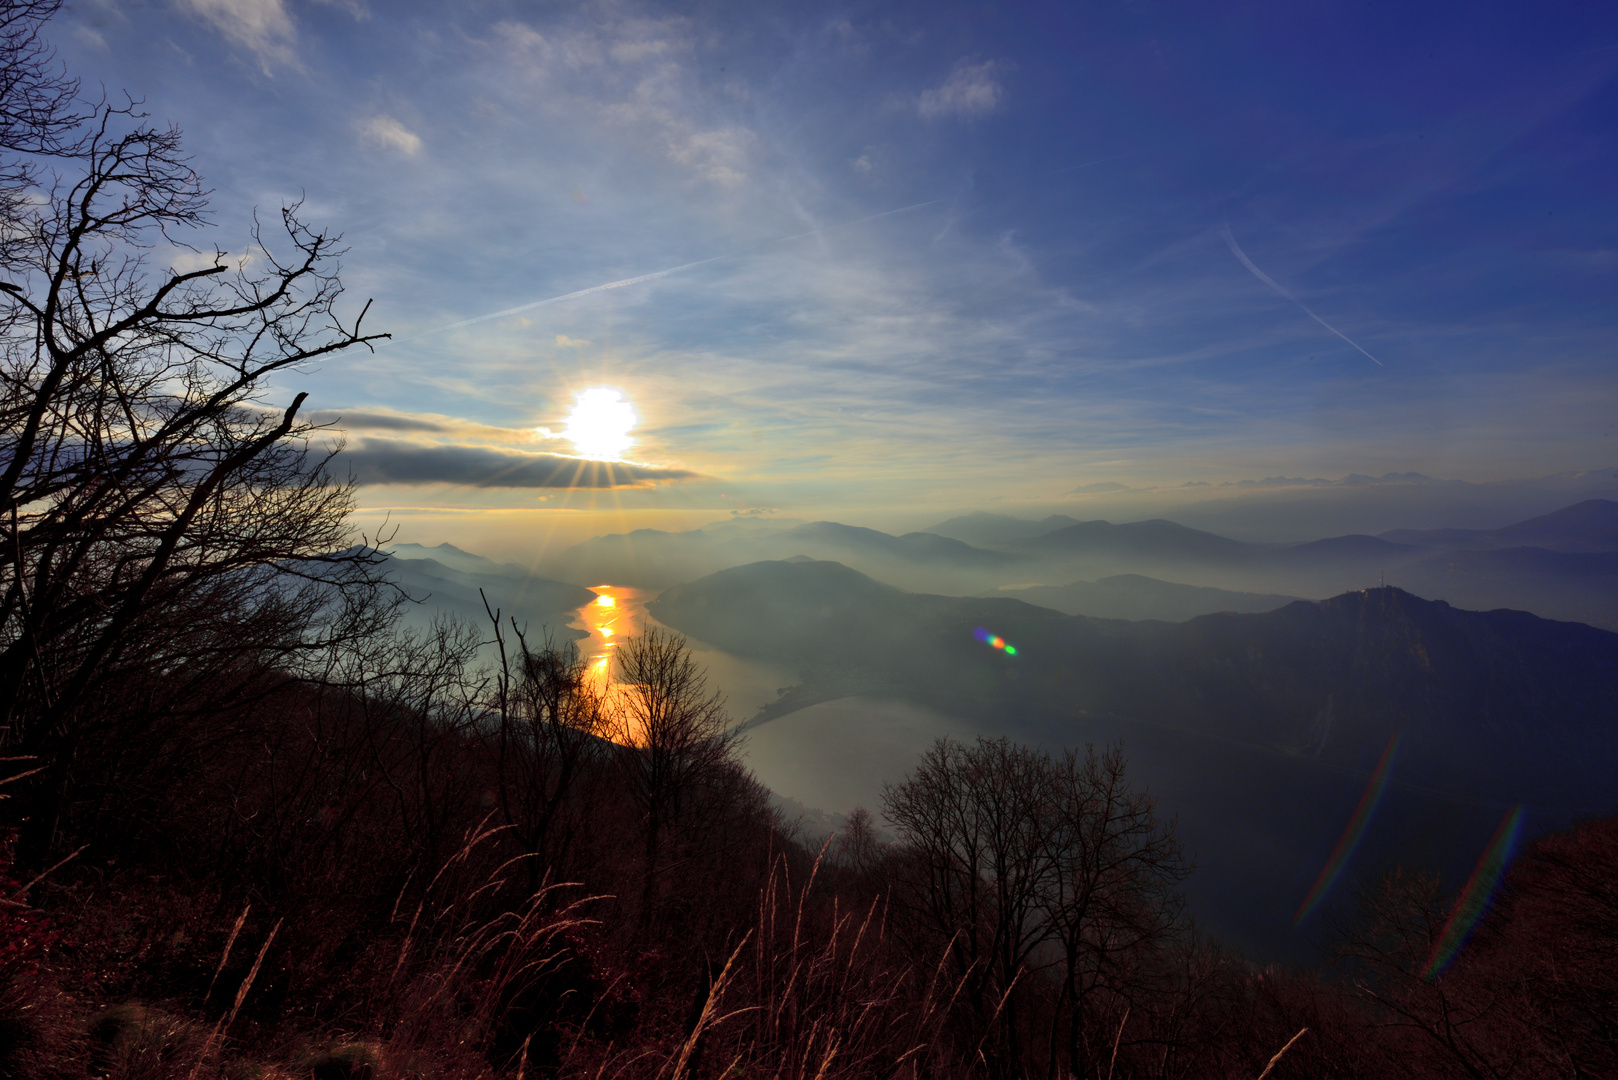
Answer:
[996,575,1300,621]
[383,544,594,640]
[650,557,1618,954]
[534,498,1618,629]
[650,559,1618,802]
[1016,518,1255,562]
[915,500,1618,629]
[1379,499,1618,553]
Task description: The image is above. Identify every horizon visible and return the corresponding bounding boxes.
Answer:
[53,0,1618,556]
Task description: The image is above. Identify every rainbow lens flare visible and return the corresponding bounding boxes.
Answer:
[1423,804,1525,979]
[1294,733,1400,925]
[973,627,1018,656]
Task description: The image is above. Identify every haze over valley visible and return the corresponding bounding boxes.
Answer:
[7,2,1617,1074]
[381,490,1618,954]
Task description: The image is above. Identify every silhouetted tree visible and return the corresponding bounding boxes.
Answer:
[883,737,1187,1080]
[0,2,389,861]
[610,626,737,932]
[1041,744,1188,1078]
[883,737,1055,1079]
[485,600,610,893]
[0,1,86,269]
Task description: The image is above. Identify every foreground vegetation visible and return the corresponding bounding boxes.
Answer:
[1,2,1614,1076]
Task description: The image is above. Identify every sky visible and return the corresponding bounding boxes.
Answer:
[53,0,1618,552]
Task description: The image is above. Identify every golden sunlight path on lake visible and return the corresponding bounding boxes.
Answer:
[572,585,648,725]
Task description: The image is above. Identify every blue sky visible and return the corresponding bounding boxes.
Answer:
[56,0,1618,545]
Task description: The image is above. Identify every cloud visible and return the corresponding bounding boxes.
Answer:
[919,61,1004,120]
[1214,473,1443,489]
[664,126,754,187]
[1220,225,1383,367]
[311,0,369,18]
[300,409,568,446]
[180,0,296,69]
[362,115,422,156]
[490,16,759,187]
[342,438,698,488]
[304,409,447,433]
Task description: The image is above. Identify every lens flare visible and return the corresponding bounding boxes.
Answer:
[1424,805,1525,979]
[1294,733,1400,925]
[562,387,637,461]
[973,627,1019,656]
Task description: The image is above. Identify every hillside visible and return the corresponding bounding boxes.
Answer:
[652,559,1618,950]
[994,574,1300,621]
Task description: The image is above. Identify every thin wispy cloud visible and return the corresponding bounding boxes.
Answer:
[180,0,296,70]
[393,257,727,342]
[919,60,1004,119]
[72,0,1616,515]
[1220,225,1384,368]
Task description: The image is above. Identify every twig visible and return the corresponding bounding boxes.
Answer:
[1256,1027,1309,1080]
[189,918,282,1080]
[1107,1007,1130,1080]
[205,904,251,1004]
[8,843,86,901]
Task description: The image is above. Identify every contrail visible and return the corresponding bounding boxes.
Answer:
[391,256,726,342]
[394,199,946,343]
[1220,224,1383,367]
[776,199,943,242]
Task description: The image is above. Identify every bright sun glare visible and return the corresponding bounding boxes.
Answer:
[561,388,637,461]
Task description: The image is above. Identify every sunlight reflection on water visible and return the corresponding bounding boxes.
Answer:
[569,584,799,750]
[573,584,647,696]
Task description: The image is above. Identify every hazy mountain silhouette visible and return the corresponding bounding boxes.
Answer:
[651,559,1616,800]
[551,519,1020,591]
[995,575,1300,621]
[1015,518,1256,563]
[384,544,594,640]
[651,558,1618,953]
[923,511,1083,547]
[1381,498,1618,553]
[543,499,1618,628]
[780,521,1019,567]
[1393,547,1618,631]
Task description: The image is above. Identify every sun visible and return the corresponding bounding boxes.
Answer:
[561,387,637,461]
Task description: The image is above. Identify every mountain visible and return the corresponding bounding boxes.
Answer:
[924,512,1083,547]
[1016,518,1257,563]
[383,545,595,640]
[652,559,1617,797]
[1271,534,1418,563]
[651,559,1618,955]
[1380,499,1618,553]
[545,500,1618,628]
[779,521,1019,568]
[995,575,1300,621]
[1393,547,1618,631]
[551,520,1019,592]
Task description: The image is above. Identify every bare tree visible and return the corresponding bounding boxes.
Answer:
[0,1,87,269]
[882,737,1188,1080]
[610,626,737,932]
[882,737,1058,1080]
[485,599,610,894]
[0,7,390,860]
[1040,745,1188,1079]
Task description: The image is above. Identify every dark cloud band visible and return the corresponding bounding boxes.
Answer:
[306,410,448,433]
[344,438,697,489]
